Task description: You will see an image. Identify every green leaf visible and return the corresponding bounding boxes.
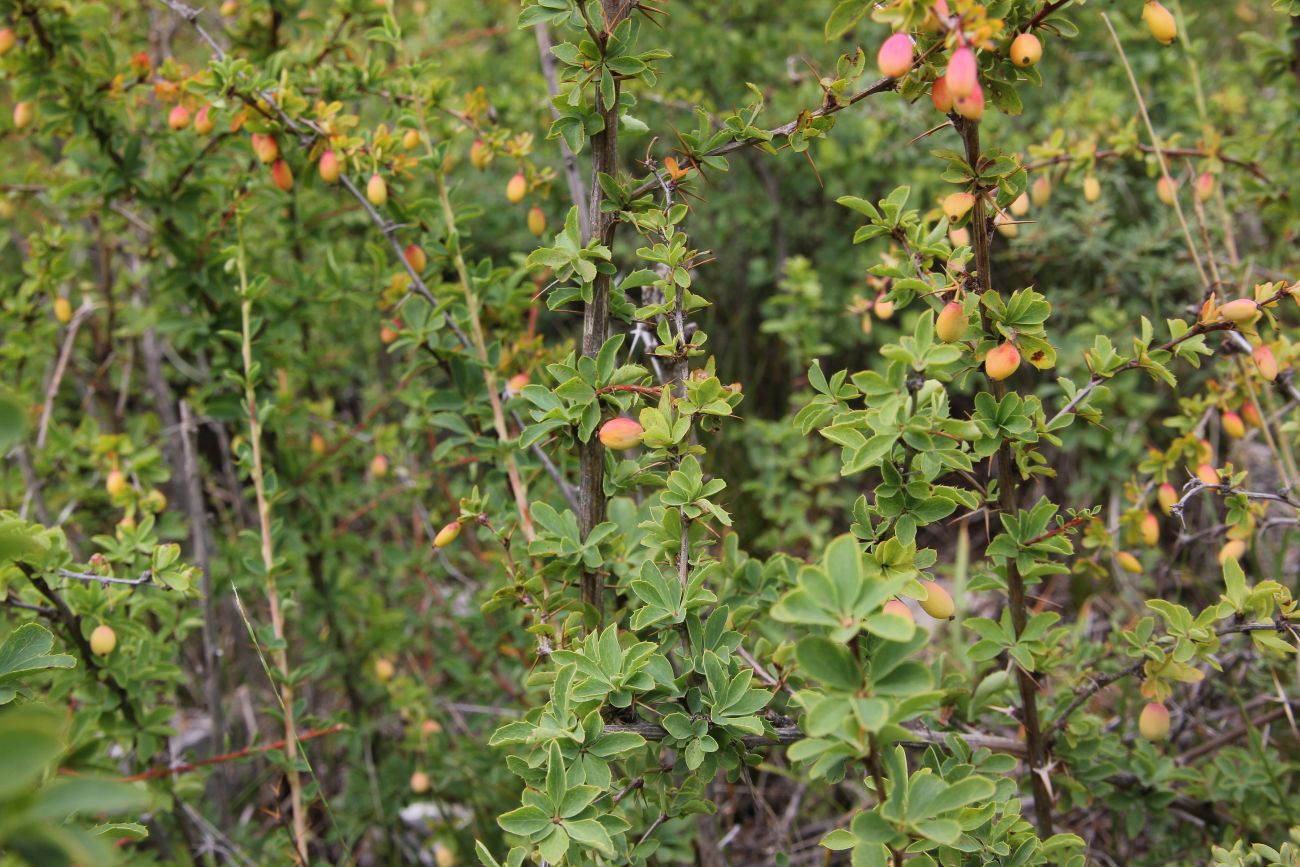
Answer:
[795,636,862,692]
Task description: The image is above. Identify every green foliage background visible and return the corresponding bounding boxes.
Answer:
[2,0,1300,865]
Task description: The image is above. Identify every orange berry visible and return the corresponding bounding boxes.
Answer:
[985,342,1020,381]
[599,418,644,451]
[168,104,191,131]
[1139,701,1170,740]
[877,32,914,79]
[1010,32,1042,67]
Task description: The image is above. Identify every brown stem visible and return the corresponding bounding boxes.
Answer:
[577,1,626,617]
[960,117,1054,836]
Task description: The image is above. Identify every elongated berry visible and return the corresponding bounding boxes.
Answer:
[404,243,427,273]
[936,302,968,343]
[1139,511,1159,547]
[367,173,388,206]
[931,75,954,113]
[877,32,914,79]
[1157,482,1178,514]
[1139,701,1170,740]
[918,580,954,619]
[953,81,984,121]
[1195,172,1214,202]
[319,149,341,184]
[1222,411,1245,439]
[251,133,278,164]
[194,105,215,135]
[1253,345,1278,381]
[1156,175,1177,206]
[1116,551,1143,574]
[1083,175,1101,203]
[599,418,644,450]
[1143,1,1177,45]
[528,206,546,237]
[985,341,1020,380]
[942,192,975,221]
[271,159,293,191]
[1217,298,1258,323]
[13,101,33,129]
[433,521,461,548]
[946,46,977,98]
[1031,175,1052,207]
[169,104,191,131]
[506,171,527,204]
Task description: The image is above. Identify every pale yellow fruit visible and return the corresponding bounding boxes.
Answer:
[90,625,117,656]
[917,580,955,619]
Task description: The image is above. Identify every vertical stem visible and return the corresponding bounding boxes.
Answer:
[960,119,1054,836]
[180,399,228,826]
[235,214,307,862]
[577,0,625,616]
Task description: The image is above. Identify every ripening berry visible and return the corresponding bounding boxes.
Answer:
[1241,401,1262,428]
[0,28,16,55]
[1139,701,1170,741]
[370,453,389,478]
[985,342,1020,381]
[995,212,1018,238]
[319,149,341,184]
[1195,463,1221,486]
[379,320,399,344]
[433,521,461,548]
[527,206,546,237]
[1083,175,1101,203]
[1010,32,1042,67]
[948,226,970,247]
[53,296,73,324]
[1217,298,1258,323]
[251,133,278,164]
[931,75,954,113]
[434,846,455,867]
[310,432,327,456]
[106,469,128,498]
[1253,344,1278,381]
[1157,482,1178,514]
[367,173,388,206]
[469,138,490,170]
[946,46,978,98]
[507,372,530,392]
[191,106,213,136]
[1010,192,1030,217]
[220,0,238,14]
[1139,511,1159,547]
[918,580,955,619]
[1116,551,1143,574]
[271,159,293,192]
[873,293,894,320]
[90,625,117,656]
[1142,1,1177,45]
[936,302,968,343]
[882,599,914,623]
[402,129,420,150]
[404,243,427,273]
[1218,539,1246,564]
[13,101,33,130]
[410,770,431,794]
[168,104,191,131]
[374,658,395,682]
[421,719,442,735]
[1156,176,1178,206]
[1031,175,1052,208]
[144,489,167,513]
[1195,172,1214,202]
[942,192,975,222]
[953,81,985,121]
[506,172,527,204]
[599,417,644,451]
[1222,411,1246,439]
[877,32,914,79]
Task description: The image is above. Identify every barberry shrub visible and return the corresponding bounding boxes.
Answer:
[1,0,1299,865]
